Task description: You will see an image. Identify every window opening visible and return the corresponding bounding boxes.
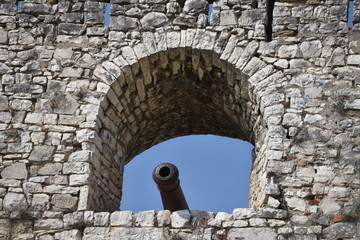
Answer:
[17,1,24,11]
[120,135,253,213]
[348,0,354,28]
[265,0,275,41]
[208,3,213,23]
[104,3,111,27]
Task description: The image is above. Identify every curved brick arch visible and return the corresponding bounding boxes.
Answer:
[84,32,286,212]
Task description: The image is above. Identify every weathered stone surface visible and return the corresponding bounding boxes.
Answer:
[135,210,155,227]
[110,211,133,227]
[323,223,356,239]
[3,193,28,212]
[110,16,139,31]
[31,194,50,211]
[183,0,207,14]
[1,163,27,179]
[29,146,56,162]
[171,210,191,228]
[228,228,277,240]
[52,94,79,114]
[109,227,165,240]
[141,12,168,28]
[51,194,78,211]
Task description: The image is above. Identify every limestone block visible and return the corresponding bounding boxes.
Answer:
[31,194,50,211]
[171,210,191,228]
[34,219,63,230]
[228,228,277,240]
[23,182,42,193]
[29,146,55,162]
[94,212,110,226]
[328,47,346,66]
[278,44,300,58]
[11,99,32,111]
[52,93,79,114]
[141,12,168,28]
[0,28,7,44]
[184,0,207,14]
[63,162,90,174]
[323,223,356,239]
[1,163,27,179]
[69,174,90,186]
[83,227,108,239]
[52,194,78,211]
[38,163,62,176]
[59,67,83,78]
[135,210,155,227]
[286,197,306,212]
[319,197,340,216]
[110,211,133,227]
[157,210,171,227]
[267,196,280,208]
[109,227,165,240]
[233,208,257,219]
[63,212,84,228]
[220,10,237,26]
[0,95,8,111]
[110,16,139,31]
[258,208,287,219]
[24,113,44,124]
[300,40,322,58]
[3,192,28,212]
[282,113,301,127]
[55,230,82,240]
[76,54,96,69]
[249,218,267,227]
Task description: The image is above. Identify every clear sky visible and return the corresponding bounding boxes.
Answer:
[121,135,253,213]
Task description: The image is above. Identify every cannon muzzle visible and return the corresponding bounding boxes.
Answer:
[153,163,189,212]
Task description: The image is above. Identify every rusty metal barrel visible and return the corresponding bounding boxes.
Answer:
[152,163,189,212]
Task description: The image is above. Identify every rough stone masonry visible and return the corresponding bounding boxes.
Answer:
[0,0,359,239]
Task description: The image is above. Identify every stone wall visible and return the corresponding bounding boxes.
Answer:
[0,0,359,239]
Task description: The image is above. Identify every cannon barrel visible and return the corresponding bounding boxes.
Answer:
[152,163,189,212]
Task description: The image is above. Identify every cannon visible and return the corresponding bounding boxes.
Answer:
[152,163,189,212]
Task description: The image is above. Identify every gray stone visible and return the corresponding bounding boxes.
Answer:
[220,10,237,26]
[110,16,139,31]
[53,94,79,114]
[141,12,168,28]
[157,210,170,227]
[135,210,155,227]
[183,0,207,14]
[31,194,50,211]
[171,210,191,228]
[29,146,56,162]
[228,228,277,240]
[55,230,82,240]
[38,163,62,176]
[59,67,83,78]
[0,95,8,111]
[110,211,133,227]
[51,194,78,211]
[109,227,165,240]
[323,223,356,239]
[0,28,7,44]
[3,192,28,212]
[94,212,110,226]
[1,163,27,179]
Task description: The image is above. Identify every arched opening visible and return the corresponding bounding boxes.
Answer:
[86,36,281,212]
[121,135,253,213]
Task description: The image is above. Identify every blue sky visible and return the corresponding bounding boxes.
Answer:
[121,135,253,213]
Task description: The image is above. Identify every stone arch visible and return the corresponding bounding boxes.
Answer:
[77,30,286,212]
